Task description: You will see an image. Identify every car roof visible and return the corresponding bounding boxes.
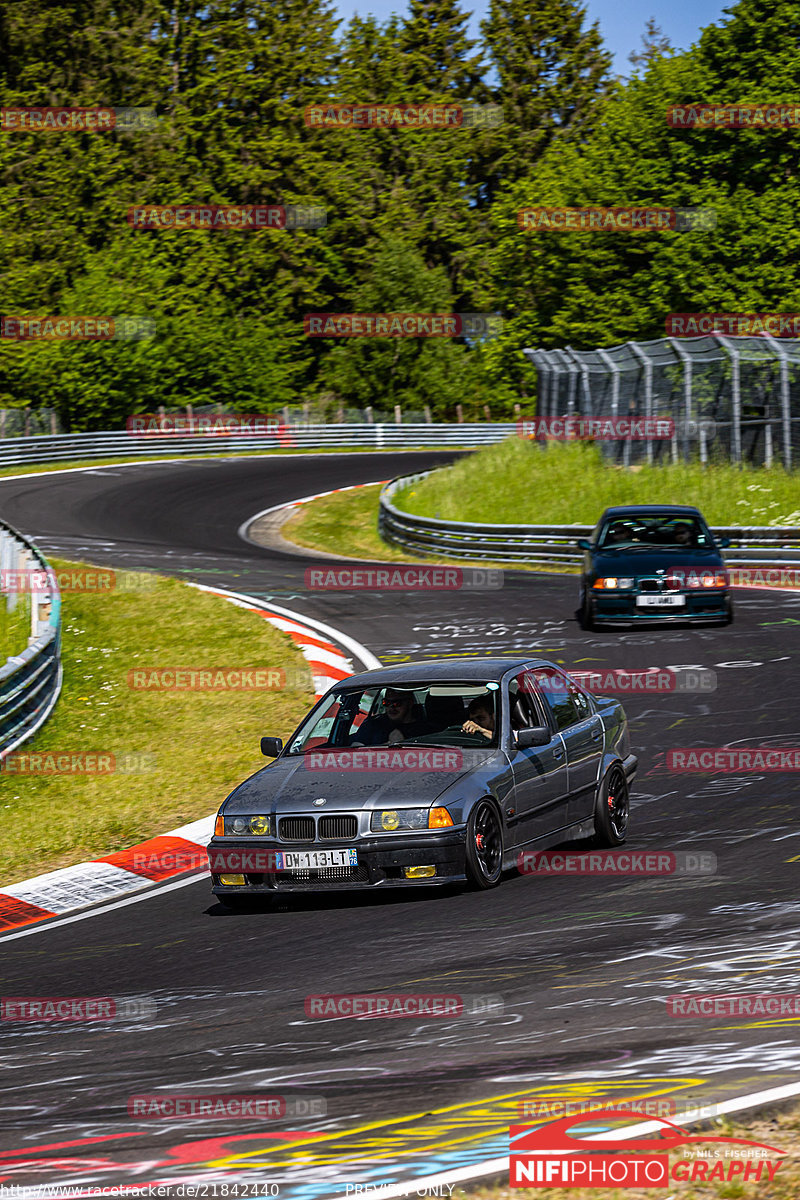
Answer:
[600,504,703,518]
[342,657,552,689]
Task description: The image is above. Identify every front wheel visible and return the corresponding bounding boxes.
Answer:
[592,765,629,846]
[579,587,595,631]
[465,799,504,889]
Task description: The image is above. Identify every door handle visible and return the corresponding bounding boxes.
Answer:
[554,748,564,760]
[591,727,602,741]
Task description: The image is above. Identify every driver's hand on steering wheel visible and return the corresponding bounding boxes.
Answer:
[462,719,492,739]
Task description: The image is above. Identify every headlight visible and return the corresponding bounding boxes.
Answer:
[222,814,273,836]
[593,577,634,589]
[371,808,450,832]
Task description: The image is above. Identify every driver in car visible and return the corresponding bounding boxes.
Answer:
[462,697,496,740]
[350,688,430,746]
[673,521,695,547]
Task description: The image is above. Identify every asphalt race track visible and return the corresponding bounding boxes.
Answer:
[2,452,800,1195]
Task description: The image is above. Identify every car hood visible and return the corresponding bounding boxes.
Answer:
[592,548,724,576]
[222,748,502,813]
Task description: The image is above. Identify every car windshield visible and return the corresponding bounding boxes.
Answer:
[599,515,710,551]
[286,682,500,753]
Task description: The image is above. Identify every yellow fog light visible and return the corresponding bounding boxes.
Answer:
[428,807,454,828]
[249,815,270,834]
[381,810,400,830]
[219,874,245,886]
[404,866,436,879]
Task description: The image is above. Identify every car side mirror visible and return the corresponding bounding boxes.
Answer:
[261,736,283,757]
[716,536,730,548]
[516,726,551,749]
[577,538,592,551]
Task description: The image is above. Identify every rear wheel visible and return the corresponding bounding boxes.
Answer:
[592,765,629,846]
[465,799,504,889]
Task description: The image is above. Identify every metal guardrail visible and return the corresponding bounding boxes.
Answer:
[379,472,800,567]
[0,424,518,468]
[0,523,62,755]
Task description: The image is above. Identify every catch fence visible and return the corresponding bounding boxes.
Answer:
[524,335,800,469]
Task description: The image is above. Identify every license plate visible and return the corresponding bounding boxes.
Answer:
[636,594,686,607]
[274,849,358,870]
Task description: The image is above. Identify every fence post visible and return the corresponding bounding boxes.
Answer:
[564,349,591,422]
[762,334,792,471]
[365,406,374,424]
[628,342,654,464]
[394,405,402,425]
[423,405,432,424]
[715,337,742,464]
[456,404,463,424]
[669,338,693,463]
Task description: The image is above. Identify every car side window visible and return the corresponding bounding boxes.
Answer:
[528,666,581,732]
[508,671,549,733]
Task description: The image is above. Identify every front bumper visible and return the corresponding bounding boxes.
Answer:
[591,590,728,624]
[209,830,467,893]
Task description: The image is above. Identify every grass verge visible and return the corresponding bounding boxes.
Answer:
[0,593,31,662]
[0,560,315,885]
[280,485,559,572]
[395,438,800,526]
[459,1103,800,1199]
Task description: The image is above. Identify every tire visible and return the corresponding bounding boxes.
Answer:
[579,588,595,631]
[465,799,504,889]
[723,595,734,625]
[592,765,629,847]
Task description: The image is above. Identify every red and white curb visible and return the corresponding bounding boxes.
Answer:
[0,592,380,935]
